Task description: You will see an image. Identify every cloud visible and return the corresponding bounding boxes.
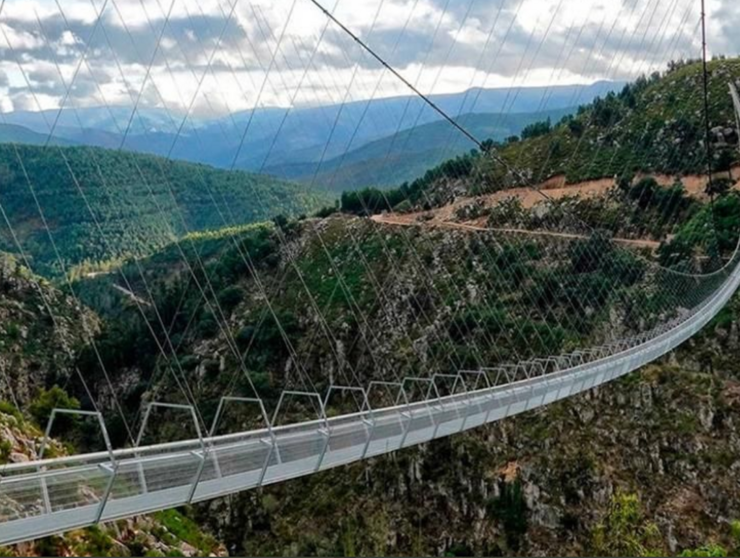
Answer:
[0,0,719,116]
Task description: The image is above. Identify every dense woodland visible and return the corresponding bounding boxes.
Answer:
[336,58,740,216]
[0,145,330,277]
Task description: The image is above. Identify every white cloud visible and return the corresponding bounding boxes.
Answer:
[0,0,728,117]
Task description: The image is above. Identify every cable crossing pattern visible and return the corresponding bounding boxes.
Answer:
[0,0,737,547]
[0,243,737,543]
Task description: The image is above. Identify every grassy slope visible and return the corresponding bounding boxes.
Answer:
[0,144,332,276]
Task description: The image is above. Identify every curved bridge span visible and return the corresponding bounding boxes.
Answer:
[0,248,739,545]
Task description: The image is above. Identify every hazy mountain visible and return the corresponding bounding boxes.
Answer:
[0,82,623,185]
[264,107,576,191]
[0,123,77,147]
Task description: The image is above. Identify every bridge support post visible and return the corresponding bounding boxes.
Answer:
[399,377,442,445]
[40,409,117,523]
[136,403,205,505]
[271,391,328,475]
[367,381,409,454]
[322,386,372,464]
[207,396,274,485]
[458,370,492,429]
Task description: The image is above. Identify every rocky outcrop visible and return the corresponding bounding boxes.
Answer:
[0,254,93,406]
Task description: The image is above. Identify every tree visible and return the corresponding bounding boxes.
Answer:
[521,118,552,140]
[568,118,585,137]
[480,138,496,152]
[29,386,80,430]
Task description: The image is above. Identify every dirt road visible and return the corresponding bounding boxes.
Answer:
[371,213,661,250]
[368,166,740,250]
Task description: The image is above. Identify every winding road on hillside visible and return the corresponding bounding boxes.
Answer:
[371,213,662,250]
[370,166,740,250]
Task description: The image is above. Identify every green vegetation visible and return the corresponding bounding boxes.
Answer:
[28,385,80,430]
[0,144,331,276]
[520,117,552,140]
[491,59,740,184]
[152,509,221,555]
[658,193,740,269]
[487,479,528,551]
[342,150,481,215]
[591,492,662,556]
[367,58,740,211]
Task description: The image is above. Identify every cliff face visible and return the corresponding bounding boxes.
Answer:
[0,253,92,407]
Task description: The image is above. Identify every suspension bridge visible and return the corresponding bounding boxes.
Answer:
[0,240,738,544]
[0,0,738,547]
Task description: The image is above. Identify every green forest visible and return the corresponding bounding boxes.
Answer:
[0,144,331,277]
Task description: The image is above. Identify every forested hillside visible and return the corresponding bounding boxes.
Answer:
[341,58,740,213]
[0,144,331,277]
[264,108,575,191]
[484,57,740,185]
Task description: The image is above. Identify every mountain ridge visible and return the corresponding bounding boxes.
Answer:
[0,81,622,189]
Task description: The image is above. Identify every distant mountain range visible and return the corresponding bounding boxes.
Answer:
[266,108,576,191]
[0,81,623,191]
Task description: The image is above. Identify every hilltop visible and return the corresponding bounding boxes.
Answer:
[264,108,576,191]
[0,83,621,194]
[484,58,740,185]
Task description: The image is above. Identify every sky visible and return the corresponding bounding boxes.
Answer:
[0,0,734,117]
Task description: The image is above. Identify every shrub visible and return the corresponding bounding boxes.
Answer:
[195,315,218,338]
[393,199,413,213]
[569,231,614,274]
[0,440,11,463]
[153,510,220,555]
[0,401,22,423]
[28,386,80,429]
[314,204,338,218]
[679,544,727,557]
[217,286,244,313]
[706,177,734,197]
[568,118,585,137]
[591,492,661,556]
